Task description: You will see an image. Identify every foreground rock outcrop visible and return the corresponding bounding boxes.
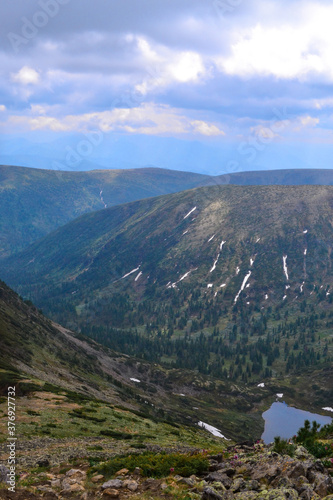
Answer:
[0,441,332,499]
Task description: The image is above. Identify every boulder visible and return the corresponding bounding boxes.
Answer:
[102,479,123,490]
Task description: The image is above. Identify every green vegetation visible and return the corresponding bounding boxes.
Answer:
[295,419,333,460]
[272,436,296,456]
[93,451,209,478]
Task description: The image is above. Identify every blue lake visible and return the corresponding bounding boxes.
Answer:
[262,401,332,444]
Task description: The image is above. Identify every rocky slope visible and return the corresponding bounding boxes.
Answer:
[1,441,332,499]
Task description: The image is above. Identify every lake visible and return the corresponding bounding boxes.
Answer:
[262,401,332,444]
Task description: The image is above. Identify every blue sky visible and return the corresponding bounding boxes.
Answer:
[1,0,333,174]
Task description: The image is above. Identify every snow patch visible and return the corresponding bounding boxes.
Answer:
[265,294,268,300]
[304,249,307,256]
[183,230,189,235]
[130,378,141,383]
[135,271,142,282]
[207,284,213,288]
[198,421,229,439]
[283,295,287,301]
[210,254,220,273]
[250,258,254,267]
[303,229,308,234]
[276,393,283,398]
[283,255,289,281]
[256,238,261,243]
[99,189,107,208]
[167,268,198,288]
[300,282,305,293]
[220,240,226,251]
[208,235,216,242]
[257,383,265,388]
[322,407,333,412]
[114,266,140,283]
[236,267,240,275]
[234,271,252,303]
[184,207,197,219]
[220,283,226,288]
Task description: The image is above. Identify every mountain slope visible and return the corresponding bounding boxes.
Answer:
[0,164,208,257]
[3,164,333,258]
[0,278,269,450]
[2,184,333,393]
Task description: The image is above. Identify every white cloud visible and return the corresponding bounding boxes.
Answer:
[217,3,333,81]
[0,105,6,112]
[191,120,225,136]
[11,66,40,85]
[6,103,225,137]
[134,36,205,94]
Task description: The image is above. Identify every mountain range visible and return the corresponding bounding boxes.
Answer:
[3,164,333,258]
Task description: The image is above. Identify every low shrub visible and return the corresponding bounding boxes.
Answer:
[95,451,209,478]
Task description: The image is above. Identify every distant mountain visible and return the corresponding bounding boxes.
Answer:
[0,164,208,257]
[211,168,333,186]
[3,164,333,258]
[2,184,333,402]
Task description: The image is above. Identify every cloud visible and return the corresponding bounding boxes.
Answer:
[6,103,225,137]
[11,66,40,85]
[218,3,333,81]
[191,120,225,136]
[134,37,206,95]
[0,105,6,112]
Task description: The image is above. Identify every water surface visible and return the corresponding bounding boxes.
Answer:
[262,401,332,444]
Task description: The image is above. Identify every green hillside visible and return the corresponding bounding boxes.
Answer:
[2,184,333,404]
[3,164,333,258]
[0,164,208,257]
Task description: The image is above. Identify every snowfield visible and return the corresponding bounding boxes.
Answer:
[198,421,229,439]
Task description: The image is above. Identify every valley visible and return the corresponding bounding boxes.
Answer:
[2,184,333,399]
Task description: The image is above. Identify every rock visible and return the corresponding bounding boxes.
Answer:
[256,487,299,499]
[245,480,260,491]
[133,467,143,476]
[294,446,309,459]
[91,474,105,483]
[103,488,120,498]
[231,477,246,492]
[180,477,196,487]
[0,465,10,484]
[211,481,227,492]
[161,483,168,490]
[61,483,85,493]
[252,464,281,482]
[36,457,50,467]
[66,469,87,480]
[102,479,123,490]
[123,479,138,491]
[288,462,307,479]
[314,473,333,497]
[202,486,225,499]
[205,471,232,488]
[51,479,61,487]
[115,468,129,476]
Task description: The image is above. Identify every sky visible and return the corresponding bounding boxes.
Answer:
[1,0,333,174]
